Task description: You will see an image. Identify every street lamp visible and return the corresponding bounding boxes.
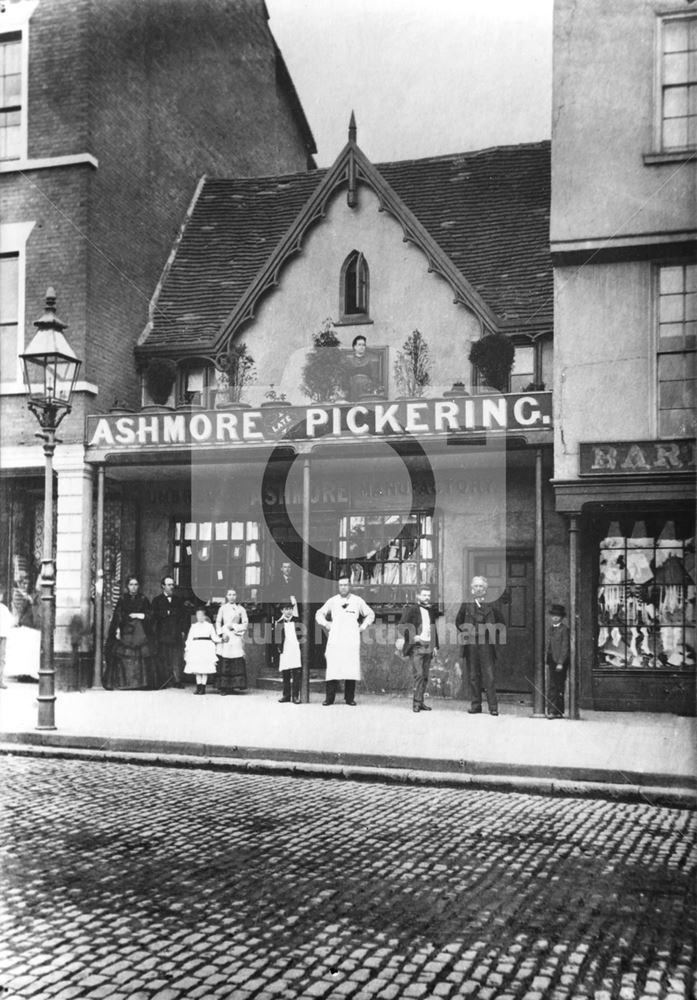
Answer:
[20,288,81,730]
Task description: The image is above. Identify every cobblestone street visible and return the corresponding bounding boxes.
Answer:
[0,755,695,1000]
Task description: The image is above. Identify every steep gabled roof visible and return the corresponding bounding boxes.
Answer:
[139,140,551,357]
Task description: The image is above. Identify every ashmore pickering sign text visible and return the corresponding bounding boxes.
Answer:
[87,392,552,451]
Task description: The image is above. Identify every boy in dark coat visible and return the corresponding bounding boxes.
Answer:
[546,603,570,719]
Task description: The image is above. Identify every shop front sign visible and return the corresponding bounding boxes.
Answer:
[86,392,552,452]
[580,440,695,475]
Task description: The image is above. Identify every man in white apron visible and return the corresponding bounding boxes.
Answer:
[316,575,375,706]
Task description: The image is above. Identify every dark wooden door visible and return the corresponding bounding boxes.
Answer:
[469,550,534,694]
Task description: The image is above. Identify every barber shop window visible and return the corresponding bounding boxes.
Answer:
[339,512,437,604]
[340,250,369,319]
[173,519,262,604]
[596,516,695,670]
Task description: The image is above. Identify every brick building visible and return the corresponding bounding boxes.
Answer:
[0,0,315,666]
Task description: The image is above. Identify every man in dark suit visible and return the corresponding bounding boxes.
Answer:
[399,586,439,713]
[455,575,505,716]
[151,576,189,688]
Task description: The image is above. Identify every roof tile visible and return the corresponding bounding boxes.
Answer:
[143,141,551,353]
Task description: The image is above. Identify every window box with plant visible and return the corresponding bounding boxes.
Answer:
[469,333,515,393]
[215,343,257,408]
[301,318,347,403]
[142,357,177,408]
[261,385,291,408]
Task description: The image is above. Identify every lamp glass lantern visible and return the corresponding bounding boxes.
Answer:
[20,288,81,423]
[19,287,82,731]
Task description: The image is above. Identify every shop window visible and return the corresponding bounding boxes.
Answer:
[659,15,697,152]
[0,253,19,381]
[172,519,261,604]
[657,264,696,437]
[0,32,22,161]
[597,517,695,671]
[339,512,437,604]
[340,251,369,319]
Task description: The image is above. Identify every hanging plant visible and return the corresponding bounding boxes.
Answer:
[143,357,177,406]
[393,329,432,398]
[301,318,346,402]
[216,343,257,403]
[468,333,515,393]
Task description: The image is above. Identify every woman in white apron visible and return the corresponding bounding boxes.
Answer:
[215,588,248,694]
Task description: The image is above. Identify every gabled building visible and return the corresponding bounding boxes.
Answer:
[0,0,315,662]
[551,0,696,714]
[86,128,563,702]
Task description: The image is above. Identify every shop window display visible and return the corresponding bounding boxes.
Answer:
[173,519,261,604]
[339,512,437,604]
[597,518,695,670]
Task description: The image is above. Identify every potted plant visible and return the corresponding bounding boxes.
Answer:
[301,319,346,403]
[261,384,291,407]
[215,343,257,407]
[469,333,515,393]
[393,329,432,398]
[143,357,177,407]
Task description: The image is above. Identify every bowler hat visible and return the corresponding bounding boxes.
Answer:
[549,603,566,617]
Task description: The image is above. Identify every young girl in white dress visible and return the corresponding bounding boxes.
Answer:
[184,607,218,694]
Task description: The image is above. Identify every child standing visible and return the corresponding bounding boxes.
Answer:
[184,607,218,694]
[274,602,302,703]
[546,603,570,719]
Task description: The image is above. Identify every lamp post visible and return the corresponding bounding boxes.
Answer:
[20,288,81,730]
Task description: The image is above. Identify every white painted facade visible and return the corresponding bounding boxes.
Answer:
[240,186,483,407]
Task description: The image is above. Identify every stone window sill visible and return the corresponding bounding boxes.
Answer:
[643,150,696,166]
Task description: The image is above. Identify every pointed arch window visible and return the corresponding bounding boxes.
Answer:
[341,251,369,319]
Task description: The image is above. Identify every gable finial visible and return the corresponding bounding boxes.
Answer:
[348,111,356,144]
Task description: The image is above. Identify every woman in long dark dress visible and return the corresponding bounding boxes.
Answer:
[106,576,153,689]
[215,588,248,693]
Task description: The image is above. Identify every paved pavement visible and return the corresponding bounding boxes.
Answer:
[0,754,695,1000]
[0,681,695,805]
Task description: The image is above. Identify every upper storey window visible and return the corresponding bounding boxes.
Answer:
[657,264,696,438]
[660,16,697,151]
[0,253,19,379]
[0,32,22,160]
[341,251,369,319]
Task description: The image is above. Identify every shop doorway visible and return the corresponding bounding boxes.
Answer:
[468,549,534,695]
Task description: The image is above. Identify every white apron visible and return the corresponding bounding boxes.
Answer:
[216,602,248,659]
[317,594,373,681]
